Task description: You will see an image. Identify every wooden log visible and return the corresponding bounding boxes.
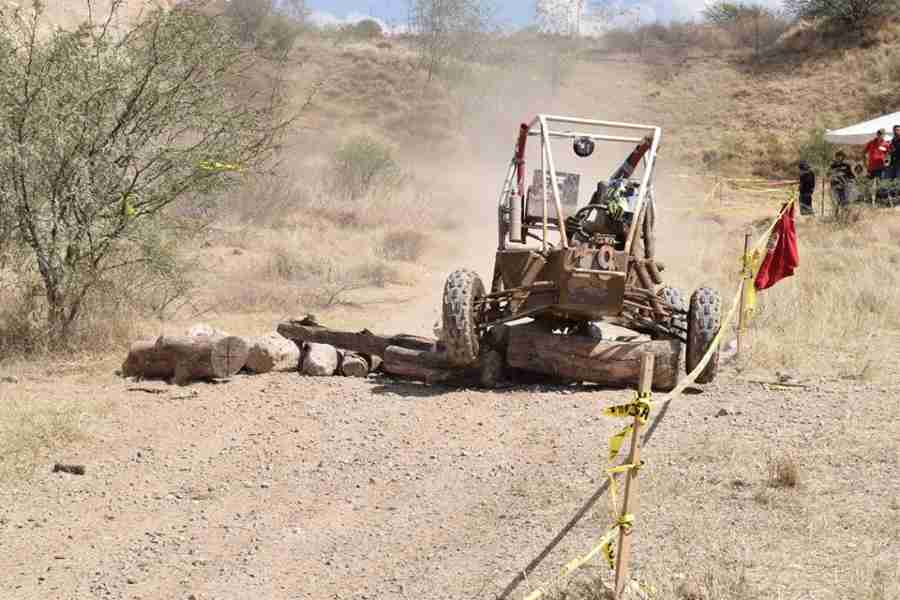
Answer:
[122,334,249,384]
[382,345,479,385]
[245,334,301,374]
[277,318,436,358]
[155,335,249,386]
[338,350,370,378]
[505,323,681,391]
[301,343,339,376]
[121,339,175,379]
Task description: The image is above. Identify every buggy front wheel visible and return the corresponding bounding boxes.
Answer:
[442,269,485,366]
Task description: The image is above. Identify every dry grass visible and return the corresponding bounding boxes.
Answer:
[644,31,900,178]
[0,270,146,358]
[766,452,800,489]
[743,211,900,380]
[663,196,900,380]
[377,230,429,262]
[0,383,89,481]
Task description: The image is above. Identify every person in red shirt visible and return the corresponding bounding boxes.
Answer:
[864,129,892,179]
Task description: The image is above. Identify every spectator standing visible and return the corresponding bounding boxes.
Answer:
[889,125,900,180]
[829,150,856,207]
[864,129,891,179]
[799,161,816,215]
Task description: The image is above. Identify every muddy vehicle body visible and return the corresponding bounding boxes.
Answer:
[442,115,722,383]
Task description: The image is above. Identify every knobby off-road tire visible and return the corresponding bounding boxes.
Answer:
[686,287,721,384]
[442,269,485,366]
[657,286,686,334]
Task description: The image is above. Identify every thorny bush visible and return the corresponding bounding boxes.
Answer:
[0,0,293,346]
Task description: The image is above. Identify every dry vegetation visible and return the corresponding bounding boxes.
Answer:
[622,16,900,383]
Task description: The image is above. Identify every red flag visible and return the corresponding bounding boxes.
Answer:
[755,203,799,291]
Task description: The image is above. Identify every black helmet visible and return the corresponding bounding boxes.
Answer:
[573,137,595,158]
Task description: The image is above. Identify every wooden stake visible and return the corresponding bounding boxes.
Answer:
[737,232,752,358]
[613,353,654,599]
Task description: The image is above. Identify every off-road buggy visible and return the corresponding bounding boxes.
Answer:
[441,115,722,383]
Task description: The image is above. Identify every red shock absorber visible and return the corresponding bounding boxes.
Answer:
[611,136,652,181]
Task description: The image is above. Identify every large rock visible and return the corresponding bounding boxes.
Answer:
[246,334,301,374]
[301,343,339,376]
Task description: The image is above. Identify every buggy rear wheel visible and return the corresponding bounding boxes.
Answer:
[686,287,721,384]
[442,269,485,366]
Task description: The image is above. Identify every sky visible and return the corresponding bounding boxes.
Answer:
[306,1,786,29]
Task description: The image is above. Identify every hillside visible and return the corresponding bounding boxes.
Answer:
[645,22,900,177]
[2,0,177,29]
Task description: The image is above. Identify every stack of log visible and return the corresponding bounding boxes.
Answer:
[122,315,684,391]
[276,315,683,391]
[121,321,386,385]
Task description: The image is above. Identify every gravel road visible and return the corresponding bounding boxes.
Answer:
[2,365,897,600]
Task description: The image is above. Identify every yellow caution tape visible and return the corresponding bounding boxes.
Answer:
[605,461,643,522]
[199,160,244,173]
[602,537,616,569]
[603,394,652,422]
[602,514,634,569]
[723,177,798,185]
[674,174,799,185]
[522,527,620,600]
[741,247,762,324]
[608,423,633,463]
[604,392,651,461]
[728,187,795,194]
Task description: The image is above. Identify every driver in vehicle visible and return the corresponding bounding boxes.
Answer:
[568,136,653,251]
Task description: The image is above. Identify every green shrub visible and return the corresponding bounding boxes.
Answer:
[329,135,403,201]
[784,0,899,29]
[0,1,288,344]
[345,19,383,39]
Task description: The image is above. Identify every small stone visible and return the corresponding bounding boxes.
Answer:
[714,408,730,417]
[126,578,137,585]
[1,376,18,384]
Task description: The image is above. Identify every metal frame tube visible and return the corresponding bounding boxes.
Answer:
[539,115,659,132]
[540,116,569,249]
[624,127,662,255]
[527,131,644,144]
[540,124,548,253]
[515,114,662,255]
[497,159,516,250]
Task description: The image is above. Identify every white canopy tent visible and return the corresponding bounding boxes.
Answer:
[825,112,900,145]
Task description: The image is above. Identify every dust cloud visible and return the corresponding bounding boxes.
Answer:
[374,52,726,336]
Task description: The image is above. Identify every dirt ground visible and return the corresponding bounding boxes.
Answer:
[1,357,898,600]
